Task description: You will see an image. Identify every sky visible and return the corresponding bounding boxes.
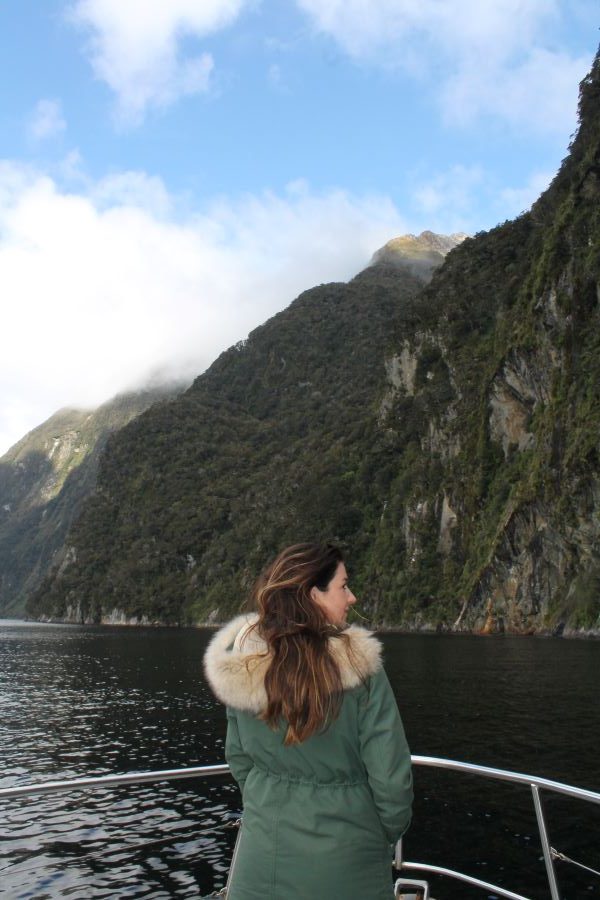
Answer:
[0,1,597,456]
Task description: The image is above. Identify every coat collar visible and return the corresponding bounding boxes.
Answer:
[203,613,383,714]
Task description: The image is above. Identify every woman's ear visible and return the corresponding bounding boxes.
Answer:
[310,585,320,604]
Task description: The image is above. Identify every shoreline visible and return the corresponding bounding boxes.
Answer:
[4,615,599,639]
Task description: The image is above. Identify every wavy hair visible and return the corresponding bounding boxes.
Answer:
[249,542,347,745]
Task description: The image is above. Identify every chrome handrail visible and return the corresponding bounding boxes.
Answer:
[411,755,600,805]
[0,763,229,799]
[401,756,600,900]
[1,756,599,899]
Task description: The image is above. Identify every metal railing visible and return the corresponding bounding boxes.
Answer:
[1,756,599,899]
[400,756,600,900]
[0,764,229,799]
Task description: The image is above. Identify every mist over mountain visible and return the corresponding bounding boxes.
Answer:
[24,231,460,625]
[25,50,600,634]
[369,231,468,279]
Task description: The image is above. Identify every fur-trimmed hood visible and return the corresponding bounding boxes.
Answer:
[203,613,383,714]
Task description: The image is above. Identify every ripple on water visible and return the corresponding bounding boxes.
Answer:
[1,621,599,899]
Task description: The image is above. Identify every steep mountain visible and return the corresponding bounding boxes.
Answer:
[29,50,600,634]
[366,51,600,634]
[27,232,462,625]
[370,230,468,279]
[0,387,180,616]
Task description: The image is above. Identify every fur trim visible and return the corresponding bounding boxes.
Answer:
[203,613,383,714]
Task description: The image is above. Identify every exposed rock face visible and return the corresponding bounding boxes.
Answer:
[475,505,565,631]
[37,599,156,626]
[438,494,458,555]
[385,344,418,395]
[489,395,533,457]
[365,51,600,634]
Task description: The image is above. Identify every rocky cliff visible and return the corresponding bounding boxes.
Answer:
[27,50,600,634]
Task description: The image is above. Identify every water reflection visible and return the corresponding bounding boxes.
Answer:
[1,621,599,898]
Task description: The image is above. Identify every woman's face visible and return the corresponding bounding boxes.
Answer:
[310,562,357,626]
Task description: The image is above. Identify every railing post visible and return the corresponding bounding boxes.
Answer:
[531,784,561,900]
[394,837,404,870]
[225,820,243,893]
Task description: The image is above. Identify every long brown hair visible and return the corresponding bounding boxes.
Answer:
[249,542,346,745]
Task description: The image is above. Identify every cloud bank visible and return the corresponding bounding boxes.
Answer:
[0,152,554,455]
[0,163,407,455]
[68,0,251,123]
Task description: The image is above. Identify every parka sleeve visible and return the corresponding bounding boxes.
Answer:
[358,666,413,844]
[225,708,254,793]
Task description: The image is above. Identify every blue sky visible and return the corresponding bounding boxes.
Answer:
[0,1,597,454]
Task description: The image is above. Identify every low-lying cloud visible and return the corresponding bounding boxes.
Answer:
[0,163,407,455]
[0,151,564,456]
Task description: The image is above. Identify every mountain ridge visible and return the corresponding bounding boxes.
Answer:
[27,244,451,625]
[22,49,600,635]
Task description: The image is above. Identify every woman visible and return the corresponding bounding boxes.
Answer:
[203,543,413,899]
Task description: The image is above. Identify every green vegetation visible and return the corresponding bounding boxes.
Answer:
[28,50,600,633]
[0,388,178,616]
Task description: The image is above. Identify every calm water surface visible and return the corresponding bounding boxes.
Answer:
[0,619,598,899]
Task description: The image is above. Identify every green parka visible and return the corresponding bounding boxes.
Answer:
[203,614,413,900]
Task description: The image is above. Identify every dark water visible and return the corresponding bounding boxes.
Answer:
[0,619,598,899]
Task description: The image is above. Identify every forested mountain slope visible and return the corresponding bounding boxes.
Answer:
[0,388,178,615]
[29,50,600,634]
[28,233,460,625]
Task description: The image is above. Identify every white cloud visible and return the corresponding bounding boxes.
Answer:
[295,0,589,135]
[499,170,554,218]
[410,164,555,233]
[442,48,591,134]
[296,0,557,63]
[68,0,250,124]
[57,149,87,184]
[29,99,67,140]
[410,164,485,234]
[0,162,406,455]
[91,170,174,217]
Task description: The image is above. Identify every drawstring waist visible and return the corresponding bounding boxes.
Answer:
[250,765,368,788]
